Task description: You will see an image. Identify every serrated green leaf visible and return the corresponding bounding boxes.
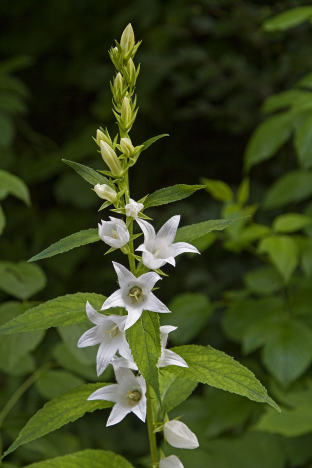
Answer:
[165,345,280,411]
[144,184,205,208]
[22,449,134,468]
[28,229,100,262]
[244,113,293,171]
[263,6,312,31]
[175,218,236,243]
[141,134,169,151]
[167,293,212,344]
[258,235,299,283]
[263,170,312,209]
[3,384,114,458]
[202,178,233,202]
[0,261,46,300]
[126,310,161,400]
[0,293,105,334]
[62,159,110,186]
[152,371,197,420]
[273,213,312,233]
[35,370,84,400]
[0,169,30,205]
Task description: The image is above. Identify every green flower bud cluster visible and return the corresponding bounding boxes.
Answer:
[92,25,144,211]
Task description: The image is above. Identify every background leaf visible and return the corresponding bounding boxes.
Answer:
[258,235,299,283]
[263,7,312,31]
[0,169,30,205]
[0,261,46,300]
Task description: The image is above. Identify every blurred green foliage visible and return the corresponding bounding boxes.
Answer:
[2,0,312,467]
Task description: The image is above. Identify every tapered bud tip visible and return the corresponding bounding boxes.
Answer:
[100,141,123,176]
[94,183,118,203]
[120,24,135,56]
[121,97,132,127]
[120,138,135,156]
[96,129,110,146]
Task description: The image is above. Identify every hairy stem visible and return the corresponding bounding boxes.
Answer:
[146,383,158,467]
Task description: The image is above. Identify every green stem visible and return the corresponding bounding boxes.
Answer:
[0,362,55,463]
[146,384,158,467]
[0,362,54,427]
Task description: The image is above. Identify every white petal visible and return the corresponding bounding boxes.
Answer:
[169,242,200,257]
[119,338,134,361]
[142,251,166,270]
[145,292,170,314]
[158,349,188,368]
[86,301,105,325]
[77,326,103,348]
[164,420,199,449]
[137,218,156,243]
[131,395,146,422]
[160,325,177,348]
[157,215,180,245]
[101,235,127,249]
[112,262,136,288]
[160,455,184,468]
[135,243,148,252]
[124,306,144,330]
[106,403,132,426]
[114,366,138,386]
[139,271,161,291]
[88,384,119,403]
[109,217,127,228]
[96,340,120,376]
[164,256,176,266]
[101,289,124,310]
[111,355,138,371]
[108,314,127,331]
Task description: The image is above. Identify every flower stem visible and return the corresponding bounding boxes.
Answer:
[146,383,158,467]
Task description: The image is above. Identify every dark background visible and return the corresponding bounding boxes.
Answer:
[1,1,312,467]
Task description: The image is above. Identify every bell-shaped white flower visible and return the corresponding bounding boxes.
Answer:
[136,215,200,270]
[164,420,199,449]
[160,455,184,468]
[98,217,130,249]
[88,367,146,426]
[101,262,170,330]
[94,183,117,203]
[77,302,129,376]
[125,198,144,219]
[111,325,187,370]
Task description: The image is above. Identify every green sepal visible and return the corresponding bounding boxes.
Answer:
[104,246,117,256]
[154,268,169,277]
[99,200,113,211]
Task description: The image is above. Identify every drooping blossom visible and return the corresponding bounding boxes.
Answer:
[164,420,199,449]
[98,217,130,249]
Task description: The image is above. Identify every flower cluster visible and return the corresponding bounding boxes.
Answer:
[77,24,200,467]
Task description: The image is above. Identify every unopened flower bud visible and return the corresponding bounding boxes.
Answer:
[126,58,136,85]
[120,24,135,58]
[160,455,184,468]
[94,183,117,203]
[164,420,199,450]
[114,73,124,95]
[120,138,135,157]
[121,97,132,129]
[100,141,123,176]
[95,129,111,146]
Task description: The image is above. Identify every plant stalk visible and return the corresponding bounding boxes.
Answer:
[146,383,158,467]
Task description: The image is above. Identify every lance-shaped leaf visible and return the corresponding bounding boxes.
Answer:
[0,293,105,334]
[141,134,169,151]
[165,345,280,412]
[22,450,135,468]
[144,184,205,208]
[28,228,100,262]
[126,310,161,401]
[3,384,114,458]
[62,159,110,185]
[175,218,236,243]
